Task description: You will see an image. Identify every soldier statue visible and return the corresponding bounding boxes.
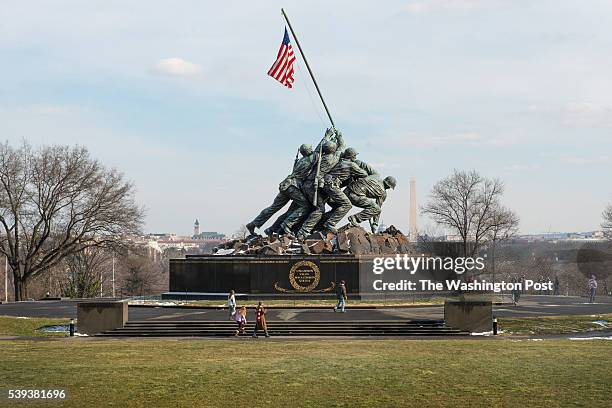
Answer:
[245,125,396,239]
[245,143,314,236]
[295,129,345,239]
[315,147,379,232]
[346,175,397,233]
[315,147,371,233]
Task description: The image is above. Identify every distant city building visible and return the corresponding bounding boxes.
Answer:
[517,231,606,243]
[131,219,228,255]
[439,230,606,243]
[444,234,469,242]
[194,231,226,241]
[191,218,225,240]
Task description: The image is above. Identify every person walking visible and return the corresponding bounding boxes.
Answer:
[588,275,598,303]
[553,276,560,296]
[228,290,237,320]
[334,280,348,313]
[234,306,247,336]
[511,276,522,306]
[252,301,270,338]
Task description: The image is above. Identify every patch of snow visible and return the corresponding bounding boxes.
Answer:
[569,336,612,341]
[38,324,71,333]
[528,338,544,341]
[152,302,181,307]
[128,300,185,307]
[591,320,608,327]
[16,316,30,319]
[470,331,493,336]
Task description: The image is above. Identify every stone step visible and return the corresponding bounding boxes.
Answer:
[98,331,466,337]
[99,319,469,337]
[123,319,445,326]
[123,323,446,328]
[111,327,461,333]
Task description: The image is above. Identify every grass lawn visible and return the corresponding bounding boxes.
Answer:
[0,316,71,338]
[1,314,610,339]
[499,313,612,335]
[0,338,610,408]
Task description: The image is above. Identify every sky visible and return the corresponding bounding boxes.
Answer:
[1,0,611,236]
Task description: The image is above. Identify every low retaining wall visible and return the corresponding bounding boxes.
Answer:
[77,301,128,335]
[444,301,492,333]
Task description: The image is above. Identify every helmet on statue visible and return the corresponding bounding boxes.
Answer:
[383,176,397,190]
[322,141,337,154]
[341,147,358,160]
[299,143,313,156]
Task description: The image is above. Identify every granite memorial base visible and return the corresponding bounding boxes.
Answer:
[444,300,492,333]
[163,252,461,300]
[163,255,361,300]
[77,300,128,335]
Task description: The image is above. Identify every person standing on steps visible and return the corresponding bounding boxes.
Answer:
[334,280,347,313]
[234,306,247,336]
[252,301,270,338]
[228,290,237,320]
[588,275,598,303]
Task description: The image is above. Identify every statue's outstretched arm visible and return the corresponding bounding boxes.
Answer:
[334,130,345,156]
[314,127,334,152]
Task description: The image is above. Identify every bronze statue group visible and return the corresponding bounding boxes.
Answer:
[246,127,396,239]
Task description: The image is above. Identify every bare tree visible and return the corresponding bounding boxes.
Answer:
[486,205,520,243]
[0,142,144,300]
[484,204,520,280]
[119,251,165,296]
[417,223,445,242]
[603,203,612,239]
[421,169,519,257]
[61,248,111,298]
[233,224,249,239]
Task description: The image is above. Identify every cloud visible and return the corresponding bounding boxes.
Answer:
[505,164,541,172]
[560,155,609,166]
[528,102,612,128]
[541,152,610,166]
[14,104,73,115]
[389,132,483,148]
[152,57,202,77]
[405,0,507,14]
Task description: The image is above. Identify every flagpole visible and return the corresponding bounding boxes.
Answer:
[281,8,335,128]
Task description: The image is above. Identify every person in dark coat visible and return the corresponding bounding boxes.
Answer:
[252,301,270,338]
[588,275,598,303]
[553,277,560,296]
[334,280,348,313]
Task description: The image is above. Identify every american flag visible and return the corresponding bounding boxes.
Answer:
[268,28,296,88]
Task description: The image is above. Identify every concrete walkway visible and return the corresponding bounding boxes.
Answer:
[1,295,610,321]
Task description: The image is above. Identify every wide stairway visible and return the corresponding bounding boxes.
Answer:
[98,319,469,337]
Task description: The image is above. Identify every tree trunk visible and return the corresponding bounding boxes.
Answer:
[14,275,28,301]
